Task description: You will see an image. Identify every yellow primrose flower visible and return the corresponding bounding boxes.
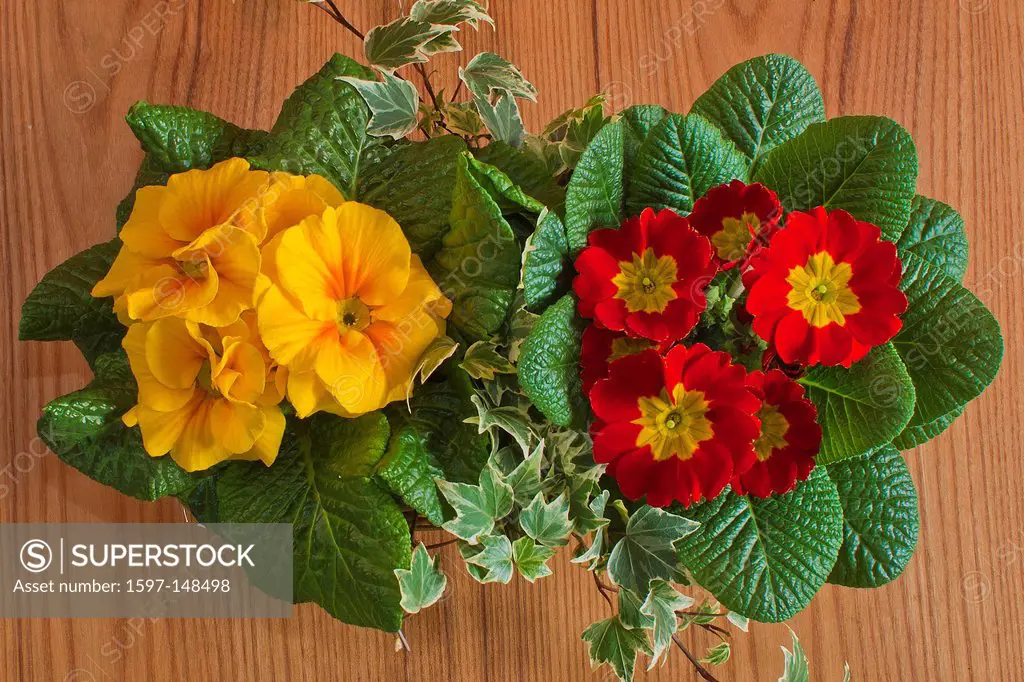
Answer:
[121,314,286,472]
[256,202,452,418]
[234,171,345,243]
[93,158,270,327]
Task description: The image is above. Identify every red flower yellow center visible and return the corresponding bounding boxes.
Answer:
[633,384,713,462]
[785,251,861,328]
[753,402,789,461]
[711,212,760,261]
[612,248,679,313]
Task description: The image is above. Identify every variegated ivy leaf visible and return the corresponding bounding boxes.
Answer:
[364,17,456,71]
[460,341,517,380]
[571,526,606,570]
[410,0,493,29]
[569,480,610,535]
[702,642,731,666]
[395,543,448,614]
[581,617,652,682]
[474,89,527,147]
[459,52,537,101]
[339,70,419,140]
[726,610,750,632]
[520,492,572,547]
[641,579,695,670]
[606,506,699,595]
[465,534,514,584]
[618,589,654,630]
[436,463,513,542]
[512,537,556,582]
[412,335,459,384]
[504,440,545,505]
[466,394,536,454]
[444,101,485,137]
[778,629,810,682]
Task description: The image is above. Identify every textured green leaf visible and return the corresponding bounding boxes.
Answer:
[640,579,695,669]
[376,424,447,526]
[523,210,572,311]
[250,54,378,199]
[339,71,419,140]
[37,352,196,501]
[624,113,748,218]
[396,543,448,614]
[519,492,572,547]
[518,294,587,427]
[431,154,520,340]
[753,116,918,241]
[459,52,537,102]
[437,464,514,543]
[472,141,566,211]
[799,344,915,464]
[675,469,844,623]
[365,18,455,71]
[826,446,919,587]
[620,104,667,179]
[607,505,699,595]
[465,155,546,214]
[202,413,409,632]
[512,536,556,582]
[891,406,963,450]
[896,195,969,281]
[465,533,514,583]
[357,135,467,258]
[581,617,653,682]
[691,54,825,168]
[892,252,1002,431]
[565,122,625,251]
[20,239,124,365]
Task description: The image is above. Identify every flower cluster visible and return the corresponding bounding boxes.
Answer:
[93,158,450,471]
[575,183,906,506]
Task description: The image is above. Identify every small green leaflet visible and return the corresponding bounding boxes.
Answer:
[606,505,699,595]
[778,629,809,682]
[436,464,514,543]
[569,480,610,535]
[467,394,536,454]
[581,617,653,682]
[396,543,448,614]
[518,294,588,427]
[571,527,606,570]
[691,54,826,168]
[799,343,915,465]
[519,492,572,547]
[364,17,456,71]
[474,89,527,147]
[465,155,546,214]
[412,335,459,384]
[460,341,517,380]
[640,579,695,669]
[410,0,492,29]
[504,440,545,504]
[512,537,556,582]
[339,71,419,140]
[565,122,625,252]
[726,611,750,632]
[459,52,537,102]
[826,446,919,588]
[465,534,514,583]
[896,195,969,281]
[702,642,731,666]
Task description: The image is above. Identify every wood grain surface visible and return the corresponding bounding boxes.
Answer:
[2,1,1023,680]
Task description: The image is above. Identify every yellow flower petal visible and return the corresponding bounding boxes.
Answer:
[120,186,182,259]
[166,395,225,471]
[158,159,267,244]
[332,202,411,306]
[134,392,205,459]
[176,226,261,326]
[123,322,195,411]
[124,260,219,322]
[275,213,345,320]
[91,245,160,298]
[313,330,388,415]
[372,255,452,323]
[257,283,332,371]
[213,339,266,404]
[144,318,206,390]
[237,405,286,466]
[209,399,265,455]
[255,172,345,242]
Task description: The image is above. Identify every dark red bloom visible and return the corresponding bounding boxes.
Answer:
[731,370,821,498]
[689,180,782,266]
[589,344,761,507]
[744,207,907,367]
[580,326,659,395]
[573,208,717,344]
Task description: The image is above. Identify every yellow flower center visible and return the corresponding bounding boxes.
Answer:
[337,297,371,333]
[633,384,713,461]
[612,248,678,313]
[178,256,209,280]
[753,403,789,461]
[195,360,220,396]
[711,212,760,261]
[786,251,861,327]
[610,336,653,361]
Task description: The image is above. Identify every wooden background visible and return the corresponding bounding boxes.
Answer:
[2,0,1023,679]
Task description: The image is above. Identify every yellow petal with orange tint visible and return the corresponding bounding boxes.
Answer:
[257,283,332,371]
[332,202,411,305]
[237,405,286,465]
[120,185,182,259]
[92,245,162,298]
[210,399,265,455]
[134,392,206,459]
[275,214,343,320]
[213,340,266,404]
[124,260,219,322]
[159,159,265,244]
[166,395,225,471]
[123,322,195,411]
[145,317,205,390]
[313,329,387,414]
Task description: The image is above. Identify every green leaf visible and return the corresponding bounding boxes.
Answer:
[569,482,610,535]
[624,113,748,218]
[20,239,124,365]
[675,468,844,623]
[37,352,196,501]
[459,341,517,380]
[474,90,527,148]
[565,121,624,251]
[376,422,447,526]
[581,617,653,682]
[396,543,448,614]
[691,54,825,168]
[896,195,969,281]
[409,0,492,28]
[617,588,654,630]
[431,154,520,340]
[339,70,419,140]
[357,135,467,258]
[777,629,810,682]
[523,210,573,311]
[753,116,918,241]
[472,141,566,211]
[640,579,695,669]
[520,492,572,547]
[436,463,514,542]
[518,295,587,427]
[607,505,699,595]
[826,446,919,587]
[204,413,409,632]
[504,440,545,505]
[726,611,750,632]
[364,17,455,71]
[459,52,537,102]
[413,335,459,384]
[799,344,915,465]
[702,642,732,666]
[467,395,536,455]
[465,534,514,583]
[512,536,556,582]
[891,406,963,450]
[250,54,378,199]
[465,155,546,214]
[891,252,1002,431]
[620,105,667,178]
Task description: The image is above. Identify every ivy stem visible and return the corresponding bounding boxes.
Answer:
[672,635,721,682]
[323,0,365,40]
[425,538,460,551]
[592,572,615,608]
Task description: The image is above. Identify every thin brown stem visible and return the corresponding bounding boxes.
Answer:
[425,538,460,551]
[592,572,614,608]
[698,622,730,641]
[323,0,364,40]
[451,77,465,102]
[672,635,721,682]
